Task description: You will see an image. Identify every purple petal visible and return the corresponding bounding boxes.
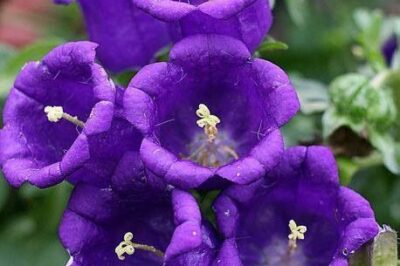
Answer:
[132,0,273,51]
[0,41,115,188]
[213,146,379,265]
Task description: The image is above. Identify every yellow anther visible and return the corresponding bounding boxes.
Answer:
[44,106,64,122]
[288,219,307,250]
[115,232,164,261]
[196,104,220,142]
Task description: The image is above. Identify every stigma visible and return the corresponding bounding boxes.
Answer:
[196,104,220,142]
[288,219,307,250]
[44,105,85,128]
[186,104,238,167]
[44,106,64,122]
[115,232,164,261]
[115,232,136,260]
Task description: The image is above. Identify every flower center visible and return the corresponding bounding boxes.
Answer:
[44,105,85,128]
[185,104,238,167]
[115,232,164,261]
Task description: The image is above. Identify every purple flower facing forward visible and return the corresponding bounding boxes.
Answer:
[213,146,379,266]
[0,41,139,189]
[382,35,398,66]
[60,184,218,266]
[124,34,299,189]
[132,0,273,52]
[54,0,170,72]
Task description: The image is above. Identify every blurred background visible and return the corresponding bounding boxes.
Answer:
[0,0,399,265]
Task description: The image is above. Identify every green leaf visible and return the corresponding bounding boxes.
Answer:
[113,71,137,87]
[290,75,329,114]
[337,157,360,185]
[155,45,171,62]
[0,45,16,71]
[282,113,321,146]
[2,39,64,77]
[369,132,400,174]
[0,176,9,211]
[322,106,362,139]
[329,74,369,123]
[258,38,289,53]
[353,9,386,72]
[323,73,397,137]
[351,165,400,227]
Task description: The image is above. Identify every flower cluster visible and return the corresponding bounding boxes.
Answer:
[0,1,379,266]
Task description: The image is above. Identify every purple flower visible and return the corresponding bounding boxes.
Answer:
[60,184,218,266]
[54,0,170,72]
[213,146,379,266]
[382,35,398,66]
[0,41,142,189]
[132,0,273,52]
[123,34,299,189]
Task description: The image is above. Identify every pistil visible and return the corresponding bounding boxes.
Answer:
[186,104,238,167]
[196,104,220,142]
[44,106,85,128]
[288,219,307,252]
[115,232,164,261]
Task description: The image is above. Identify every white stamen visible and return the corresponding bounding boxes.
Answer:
[44,106,64,122]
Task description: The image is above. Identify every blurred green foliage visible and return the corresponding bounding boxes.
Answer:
[0,0,399,264]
